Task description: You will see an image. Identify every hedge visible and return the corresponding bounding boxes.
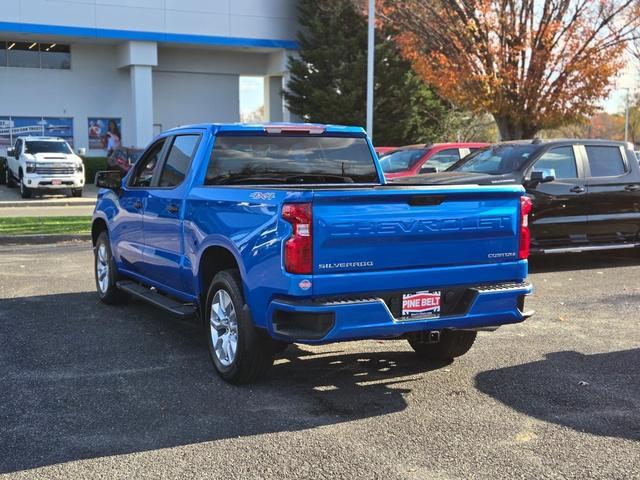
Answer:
[81,156,108,184]
[0,155,107,185]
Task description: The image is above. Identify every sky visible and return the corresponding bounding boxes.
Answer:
[603,54,640,114]
[239,76,265,119]
[240,58,639,121]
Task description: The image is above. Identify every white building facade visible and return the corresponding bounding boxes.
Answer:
[0,0,299,154]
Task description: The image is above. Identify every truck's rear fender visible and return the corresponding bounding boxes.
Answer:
[184,186,314,326]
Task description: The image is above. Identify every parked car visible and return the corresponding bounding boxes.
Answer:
[107,147,144,174]
[92,123,532,384]
[394,139,640,254]
[5,136,85,198]
[374,146,398,156]
[380,142,488,179]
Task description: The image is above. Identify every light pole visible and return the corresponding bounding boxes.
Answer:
[624,87,630,143]
[366,0,375,140]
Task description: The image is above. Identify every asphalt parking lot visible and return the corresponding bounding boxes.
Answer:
[0,242,638,479]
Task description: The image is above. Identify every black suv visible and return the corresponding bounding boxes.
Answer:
[393,139,640,254]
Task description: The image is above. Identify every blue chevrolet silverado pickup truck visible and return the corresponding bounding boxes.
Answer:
[92,123,533,383]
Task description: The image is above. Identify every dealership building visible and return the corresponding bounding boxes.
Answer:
[0,0,299,154]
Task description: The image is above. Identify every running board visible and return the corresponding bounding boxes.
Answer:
[116,280,197,319]
[536,243,640,254]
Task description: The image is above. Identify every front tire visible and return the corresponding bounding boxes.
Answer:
[205,269,275,384]
[94,231,128,304]
[71,188,83,197]
[19,173,31,199]
[407,330,477,360]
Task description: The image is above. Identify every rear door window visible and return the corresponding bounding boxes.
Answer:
[422,148,460,172]
[158,134,200,187]
[585,146,626,177]
[379,149,426,173]
[206,135,378,185]
[533,146,578,179]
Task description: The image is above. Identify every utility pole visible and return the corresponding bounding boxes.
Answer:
[624,87,630,143]
[366,0,375,141]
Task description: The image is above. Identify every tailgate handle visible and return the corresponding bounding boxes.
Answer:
[408,195,445,206]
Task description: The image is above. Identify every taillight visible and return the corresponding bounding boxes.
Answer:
[282,202,312,274]
[519,196,532,259]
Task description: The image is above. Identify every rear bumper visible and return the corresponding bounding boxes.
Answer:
[266,282,533,344]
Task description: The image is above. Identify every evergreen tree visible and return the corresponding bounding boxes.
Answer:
[284,0,450,146]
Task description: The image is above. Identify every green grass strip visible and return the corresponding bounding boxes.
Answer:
[0,216,92,236]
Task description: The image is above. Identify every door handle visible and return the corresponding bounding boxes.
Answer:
[625,184,640,192]
[167,204,179,214]
[133,200,143,209]
[570,186,586,193]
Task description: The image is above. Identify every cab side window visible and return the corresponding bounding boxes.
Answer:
[585,145,626,177]
[129,139,166,188]
[533,146,578,179]
[14,139,22,156]
[158,135,200,188]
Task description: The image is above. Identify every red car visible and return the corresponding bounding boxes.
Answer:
[379,142,489,179]
[106,147,144,174]
[374,146,398,156]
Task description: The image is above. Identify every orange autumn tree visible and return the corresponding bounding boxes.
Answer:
[381,0,639,139]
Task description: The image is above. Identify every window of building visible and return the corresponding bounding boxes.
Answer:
[1,41,70,69]
[159,135,200,187]
[0,41,6,67]
[8,42,41,68]
[534,146,578,179]
[40,43,71,69]
[585,145,626,177]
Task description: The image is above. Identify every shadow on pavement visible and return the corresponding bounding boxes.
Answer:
[475,349,640,441]
[529,250,639,273]
[0,292,445,474]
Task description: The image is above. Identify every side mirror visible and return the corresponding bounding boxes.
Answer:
[7,147,15,158]
[95,170,123,191]
[524,168,556,188]
[420,166,438,174]
[77,147,86,156]
[529,168,556,186]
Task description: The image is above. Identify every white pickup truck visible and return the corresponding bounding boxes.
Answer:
[5,136,85,198]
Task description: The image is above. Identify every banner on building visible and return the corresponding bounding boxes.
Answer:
[0,116,74,149]
[88,118,122,152]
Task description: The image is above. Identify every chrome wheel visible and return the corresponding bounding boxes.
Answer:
[96,243,110,294]
[209,289,238,367]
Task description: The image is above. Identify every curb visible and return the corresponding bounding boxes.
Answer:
[0,233,92,245]
[0,200,96,208]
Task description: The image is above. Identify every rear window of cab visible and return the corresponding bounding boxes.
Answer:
[205,135,379,185]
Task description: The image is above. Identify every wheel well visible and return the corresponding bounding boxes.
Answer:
[199,246,240,307]
[91,218,108,246]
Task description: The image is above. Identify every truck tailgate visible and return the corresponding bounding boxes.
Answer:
[312,185,524,274]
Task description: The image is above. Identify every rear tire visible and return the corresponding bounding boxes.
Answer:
[408,330,477,360]
[72,188,83,197]
[205,269,275,384]
[5,167,15,188]
[94,231,128,304]
[19,173,31,199]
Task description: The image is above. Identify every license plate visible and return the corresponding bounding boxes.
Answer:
[401,290,441,318]
[51,179,62,185]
